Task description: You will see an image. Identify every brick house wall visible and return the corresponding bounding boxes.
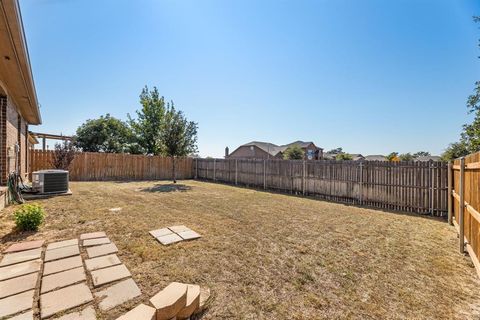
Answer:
[0,95,29,184]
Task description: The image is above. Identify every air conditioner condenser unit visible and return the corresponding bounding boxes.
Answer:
[32,170,69,194]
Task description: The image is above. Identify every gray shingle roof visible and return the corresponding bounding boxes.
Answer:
[364,155,387,161]
[241,140,321,156]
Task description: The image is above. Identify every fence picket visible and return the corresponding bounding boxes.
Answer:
[196,158,448,216]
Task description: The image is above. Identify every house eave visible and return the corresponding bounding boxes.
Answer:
[0,0,41,125]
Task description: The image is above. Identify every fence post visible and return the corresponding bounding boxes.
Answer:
[213,159,216,181]
[263,160,266,190]
[206,159,208,180]
[195,158,198,179]
[430,161,435,216]
[459,157,465,254]
[302,160,306,195]
[447,161,452,225]
[290,160,294,193]
[235,159,238,185]
[359,162,363,205]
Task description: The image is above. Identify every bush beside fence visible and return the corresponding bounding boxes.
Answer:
[195,158,448,216]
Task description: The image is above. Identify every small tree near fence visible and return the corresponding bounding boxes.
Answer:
[160,104,198,183]
[283,146,304,160]
[50,141,76,170]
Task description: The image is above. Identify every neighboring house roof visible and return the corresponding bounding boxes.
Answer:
[349,154,364,161]
[364,155,387,161]
[238,141,322,157]
[0,0,41,124]
[415,156,442,162]
[283,140,320,149]
[240,141,284,157]
[323,153,337,160]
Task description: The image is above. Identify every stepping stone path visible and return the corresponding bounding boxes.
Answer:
[0,232,211,319]
[149,225,202,245]
[0,232,141,319]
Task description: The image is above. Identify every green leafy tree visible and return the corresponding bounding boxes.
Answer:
[444,17,480,159]
[399,153,414,161]
[336,153,353,161]
[461,80,480,153]
[327,147,343,154]
[442,141,469,161]
[74,114,135,153]
[128,86,166,155]
[413,151,431,158]
[283,145,304,160]
[160,103,198,183]
[386,152,399,161]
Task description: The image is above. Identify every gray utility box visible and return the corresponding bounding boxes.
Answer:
[32,170,69,194]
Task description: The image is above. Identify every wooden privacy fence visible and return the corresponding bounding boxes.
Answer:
[30,150,194,181]
[451,152,480,277]
[195,158,448,216]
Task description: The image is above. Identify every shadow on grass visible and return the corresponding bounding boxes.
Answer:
[1,229,37,243]
[138,184,192,193]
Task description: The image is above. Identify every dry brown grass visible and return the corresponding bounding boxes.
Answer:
[1,180,479,319]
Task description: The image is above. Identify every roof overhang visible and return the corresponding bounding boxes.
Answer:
[27,132,38,144]
[0,0,41,125]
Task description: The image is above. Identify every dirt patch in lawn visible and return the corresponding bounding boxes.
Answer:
[1,180,479,319]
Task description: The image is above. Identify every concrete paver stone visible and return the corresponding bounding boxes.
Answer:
[116,303,156,320]
[0,248,42,266]
[0,290,34,318]
[41,267,86,293]
[177,230,202,241]
[156,233,183,245]
[54,306,96,320]
[4,240,44,253]
[86,243,118,258]
[80,231,107,240]
[149,282,188,320]
[0,272,38,299]
[197,287,212,314]
[9,310,34,320]
[149,228,173,238]
[91,264,131,287]
[44,245,79,262]
[43,255,83,276]
[82,237,110,247]
[84,254,121,271]
[95,278,141,311]
[46,239,78,251]
[177,284,201,319]
[0,259,41,281]
[168,225,191,233]
[40,282,93,319]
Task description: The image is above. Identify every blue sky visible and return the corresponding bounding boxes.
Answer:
[21,0,480,157]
